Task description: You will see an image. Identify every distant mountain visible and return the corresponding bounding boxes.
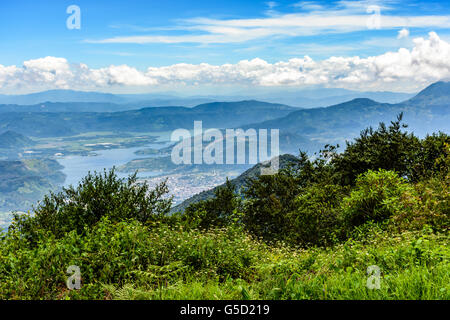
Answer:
[0,100,297,137]
[172,154,301,213]
[0,99,295,114]
[0,81,447,143]
[0,102,136,113]
[0,90,216,109]
[192,100,295,113]
[246,81,450,144]
[405,81,450,106]
[0,88,415,109]
[0,131,35,149]
[0,90,126,105]
[247,90,415,108]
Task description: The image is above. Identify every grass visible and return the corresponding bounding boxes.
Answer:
[102,229,449,300]
[1,218,447,300]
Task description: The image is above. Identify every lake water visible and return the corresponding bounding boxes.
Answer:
[58,141,172,187]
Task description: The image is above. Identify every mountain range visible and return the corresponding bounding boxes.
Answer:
[0,81,448,155]
[0,100,297,137]
[246,81,450,143]
[0,88,414,110]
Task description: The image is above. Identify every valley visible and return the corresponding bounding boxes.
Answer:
[0,81,449,230]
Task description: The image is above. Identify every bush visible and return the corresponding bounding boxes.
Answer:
[286,184,347,247]
[332,114,420,185]
[182,179,241,229]
[11,169,172,241]
[242,172,300,241]
[392,175,449,232]
[409,135,450,181]
[341,169,414,229]
[0,218,269,299]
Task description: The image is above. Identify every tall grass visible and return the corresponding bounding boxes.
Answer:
[1,218,447,300]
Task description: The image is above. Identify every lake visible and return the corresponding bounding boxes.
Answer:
[57,141,172,187]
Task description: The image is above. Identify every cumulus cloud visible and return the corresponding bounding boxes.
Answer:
[397,28,409,39]
[1,32,449,93]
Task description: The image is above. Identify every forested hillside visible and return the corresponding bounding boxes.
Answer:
[0,159,65,212]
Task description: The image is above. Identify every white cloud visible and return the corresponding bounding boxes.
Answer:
[86,2,450,45]
[397,28,410,39]
[292,2,326,11]
[1,32,450,93]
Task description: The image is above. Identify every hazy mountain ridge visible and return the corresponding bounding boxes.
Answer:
[0,100,298,137]
[0,90,219,109]
[0,90,126,105]
[0,131,36,149]
[0,102,137,113]
[246,82,450,143]
[0,88,414,109]
[0,158,65,212]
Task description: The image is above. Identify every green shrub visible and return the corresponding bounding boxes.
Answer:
[332,114,420,185]
[286,184,347,247]
[392,175,449,232]
[341,169,414,228]
[182,179,241,229]
[242,172,300,241]
[0,218,270,299]
[11,169,172,241]
[409,134,450,182]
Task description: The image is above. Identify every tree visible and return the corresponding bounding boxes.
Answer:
[287,184,347,247]
[409,132,450,182]
[12,168,172,240]
[182,179,241,229]
[332,113,420,185]
[242,171,300,241]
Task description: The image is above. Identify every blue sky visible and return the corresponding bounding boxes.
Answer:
[0,0,449,94]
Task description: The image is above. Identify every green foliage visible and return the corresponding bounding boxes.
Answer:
[392,174,450,233]
[332,113,420,185]
[182,179,241,229]
[11,169,172,240]
[287,184,347,247]
[242,171,300,241]
[409,134,450,181]
[0,218,268,299]
[341,169,414,228]
[1,218,447,300]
